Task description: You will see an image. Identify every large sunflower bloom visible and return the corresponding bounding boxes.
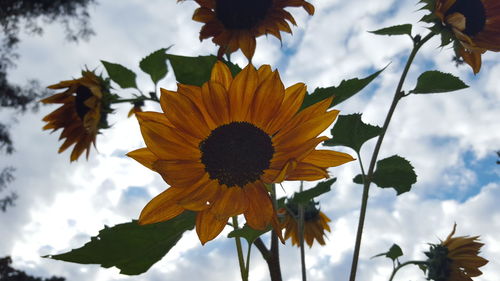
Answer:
[42,71,107,161]
[425,224,488,281]
[280,201,331,247]
[128,61,354,244]
[435,0,500,73]
[190,0,314,59]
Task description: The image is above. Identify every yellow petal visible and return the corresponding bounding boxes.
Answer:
[139,188,185,225]
[196,209,228,245]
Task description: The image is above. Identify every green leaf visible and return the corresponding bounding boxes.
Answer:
[373,244,404,261]
[372,155,417,195]
[300,66,386,110]
[167,54,241,86]
[139,47,171,85]
[228,224,271,244]
[353,174,364,184]
[410,71,468,94]
[101,60,137,89]
[45,211,196,275]
[291,178,336,204]
[369,24,412,37]
[324,114,382,153]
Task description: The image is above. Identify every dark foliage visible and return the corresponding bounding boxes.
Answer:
[0,0,96,210]
[0,167,16,212]
[0,256,66,281]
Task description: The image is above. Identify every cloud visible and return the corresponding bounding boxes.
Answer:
[1,0,499,281]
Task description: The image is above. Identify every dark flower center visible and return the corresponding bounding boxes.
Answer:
[200,122,274,187]
[75,85,92,120]
[446,0,486,36]
[286,201,320,221]
[215,0,273,30]
[425,244,451,281]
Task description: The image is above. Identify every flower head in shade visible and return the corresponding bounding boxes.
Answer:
[127,61,354,244]
[425,223,488,281]
[424,0,500,73]
[279,200,331,247]
[41,70,112,161]
[188,0,314,59]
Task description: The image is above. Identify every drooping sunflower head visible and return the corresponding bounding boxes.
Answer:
[189,0,314,59]
[422,0,500,73]
[42,70,113,161]
[127,61,354,244]
[424,223,488,281]
[279,200,331,247]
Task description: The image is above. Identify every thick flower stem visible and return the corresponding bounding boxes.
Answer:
[254,238,283,281]
[388,261,427,281]
[232,216,248,281]
[348,32,435,281]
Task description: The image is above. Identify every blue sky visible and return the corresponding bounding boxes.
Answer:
[1,0,499,281]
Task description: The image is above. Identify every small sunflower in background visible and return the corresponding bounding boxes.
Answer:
[128,61,354,244]
[42,70,113,161]
[425,0,500,73]
[187,0,314,60]
[280,200,331,247]
[424,223,488,281]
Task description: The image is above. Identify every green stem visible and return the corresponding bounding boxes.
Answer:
[232,216,248,281]
[245,242,252,278]
[298,182,307,281]
[388,261,427,281]
[348,32,435,281]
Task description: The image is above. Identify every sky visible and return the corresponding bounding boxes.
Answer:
[1,0,499,280]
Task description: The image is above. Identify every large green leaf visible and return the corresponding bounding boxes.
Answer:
[139,47,171,85]
[372,155,417,195]
[291,178,336,205]
[45,211,196,275]
[324,114,382,153]
[228,224,272,244]
[101,60,137,89]
[410,71,468,94]
[300,66,386,110]
[369,24,412,37]
[167,55,241,86]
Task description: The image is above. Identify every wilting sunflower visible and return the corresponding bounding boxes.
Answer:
[128,61,354,244]
[433,0,500,73]
[42,71,110,161]
[280,200,331,247]
[425,224,488,281]
[189,0,314,59]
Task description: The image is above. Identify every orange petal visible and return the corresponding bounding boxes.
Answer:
[153,160,207,188]
[201,81,230,125]
[244,183,274,230]
[196,209,228,244]
[210,61,233,91]
[229,64,259,121]
[127,148,159,170]
[302,150,355,168]
[139,187,185,225]
[210,186,249,217]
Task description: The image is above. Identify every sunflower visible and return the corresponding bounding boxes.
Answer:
[189,0,314,60]
[127,61,354,244]
[280,200,331,247]
[434,0,500,73]
[425,224,488,281]
[42,71,109,161]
